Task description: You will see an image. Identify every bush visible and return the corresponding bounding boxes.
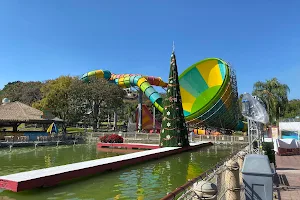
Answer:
[99,134,109,142]
[99,134,124,143]
[262,142,276,166]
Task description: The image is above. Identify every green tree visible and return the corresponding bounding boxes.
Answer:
[252,78,290,124]
[123,100,138,122]
[160,51,189,147]
[284,99,300,119]
[33,76,80,133]
[0,81,43,105]
[80,78,125,131]
[238,93,245,120]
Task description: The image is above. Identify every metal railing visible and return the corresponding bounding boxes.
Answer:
[89,132,249,144]
[195,135,248,143]
[161,145,249,200]
[2,135,84,143]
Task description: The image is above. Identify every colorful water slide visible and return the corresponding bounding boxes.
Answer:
[135,104,161,131]
[81,58,243,130]
[82,71,167,113]
[178,58,240,130]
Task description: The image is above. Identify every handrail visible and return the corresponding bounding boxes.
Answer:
[160,146,247,200]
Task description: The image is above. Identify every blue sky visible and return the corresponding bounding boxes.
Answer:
[0,0,299,99]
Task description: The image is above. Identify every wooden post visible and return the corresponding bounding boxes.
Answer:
[225,159,240,200]
[237,151,247,185]
[13,124,18,132]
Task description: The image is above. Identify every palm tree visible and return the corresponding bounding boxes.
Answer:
[252,78,290,124]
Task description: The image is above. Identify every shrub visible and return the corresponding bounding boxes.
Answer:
[262,142,276,166]
[99,134,124,143]
[99,134,109,143]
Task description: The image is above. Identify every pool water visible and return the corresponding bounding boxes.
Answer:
[0,143,243,200]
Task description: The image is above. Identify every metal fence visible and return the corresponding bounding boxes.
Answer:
[89,132,249,144]
[194,135,248,143]
[161,146,249,200]
[2,135,84,143]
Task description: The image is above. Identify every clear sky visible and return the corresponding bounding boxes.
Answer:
[0,0,299,99]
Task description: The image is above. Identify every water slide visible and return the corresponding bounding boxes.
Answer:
[135,104,161,132]
[81,58,246,131]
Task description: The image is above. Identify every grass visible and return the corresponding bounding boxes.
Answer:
[100,121,125,126]
[66,127,93,133]
[233,131,246,136]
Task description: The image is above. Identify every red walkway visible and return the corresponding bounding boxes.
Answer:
[97,142,159,149]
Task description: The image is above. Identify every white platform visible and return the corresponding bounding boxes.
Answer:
[0,142,206,182]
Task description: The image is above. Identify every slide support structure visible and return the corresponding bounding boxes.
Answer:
[153,106,156,133]
[138,89,143,132]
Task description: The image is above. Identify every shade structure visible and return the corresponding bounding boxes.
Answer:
[179,58,239,130]
[47,122,58,134]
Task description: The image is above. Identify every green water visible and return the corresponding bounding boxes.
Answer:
[0,143,243,200]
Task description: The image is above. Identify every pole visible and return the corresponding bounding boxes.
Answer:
[113,111,117,131]
[152,106,156,133]
[248,119,251,153]
[138,89,143,132]
[107,114,110,129]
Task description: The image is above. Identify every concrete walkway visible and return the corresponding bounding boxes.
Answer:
[275,155,300,200]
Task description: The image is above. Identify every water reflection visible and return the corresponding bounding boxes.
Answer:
[0,196,16,200]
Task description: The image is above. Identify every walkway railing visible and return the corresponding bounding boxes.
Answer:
[161,145,249,200]
[2,135,84,143]
[195,135,248,143]
[89,132,249,144]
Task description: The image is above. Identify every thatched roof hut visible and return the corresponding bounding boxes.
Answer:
[0,101,44,123]
[0,100,63,131]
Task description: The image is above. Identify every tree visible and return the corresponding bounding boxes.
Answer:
[160,51,189,147]
[123,100,138,122]
[79,78,125,131]
[238,93,245,120]
[0,81,43,105]
[33,76,79,133]
[284,99,300,119]
[252,78,290,124]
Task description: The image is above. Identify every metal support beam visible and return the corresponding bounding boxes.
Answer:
[138,89,143,132]
[247,119,263,154]
[247,119,251,153]
[152,106,156,133]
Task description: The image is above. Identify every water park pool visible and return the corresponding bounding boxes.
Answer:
[0,143,243,200]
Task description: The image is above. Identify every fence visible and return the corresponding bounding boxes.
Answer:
[4,136,30,142]
[89,132,249,144]
[87,132,161,142]
[2,135,84,143]
[161,146,249,200]
[195,135,249,143]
